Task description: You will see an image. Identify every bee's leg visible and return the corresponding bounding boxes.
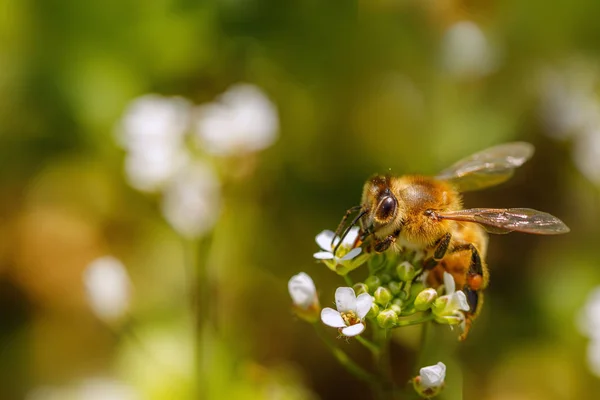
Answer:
[459,289,484,341]
[373,234,397,253]
[423,232,452,270]
[448,243,487,341]
[450,243,486,290]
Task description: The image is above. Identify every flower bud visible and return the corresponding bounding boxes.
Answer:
[434,311,464,326]
[392,297,404,308]
[396,261,415,281]
[414,288,439,311]
[368,253,386,272]
[374,286,393,307]
[288,272,320,323]
[387,281,402,296]
[410,282,425,298]
[353,282,369,295]
[413,362,446,399]
[365,275,382,293]
[377,308,398,328]
[367,302,380,319]
[390,303,402,315]
[378,272,392,284]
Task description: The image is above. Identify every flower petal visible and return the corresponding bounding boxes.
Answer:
[313,251,334,260]
[451,291,470,312]
[288,272,316,309]
[341,323,365,337]
[335,287,357,313]
[443,272,455,294]
[321,308,346,328]
[342,226,361,247]
[315,230,337,251]
[356,293,374,319]
[419,362,446,389]
[340,247,362,261]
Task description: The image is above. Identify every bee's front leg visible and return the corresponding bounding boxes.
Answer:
[373,234,397,253]
[423,232,452,269]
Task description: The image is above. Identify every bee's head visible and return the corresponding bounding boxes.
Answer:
[360,175,403,237]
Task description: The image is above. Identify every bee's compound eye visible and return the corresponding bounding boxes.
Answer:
[376,196,397,222]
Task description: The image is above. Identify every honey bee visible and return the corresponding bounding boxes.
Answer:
[333,142,570,340]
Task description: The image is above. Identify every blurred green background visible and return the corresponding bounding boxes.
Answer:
[1,0,600,399]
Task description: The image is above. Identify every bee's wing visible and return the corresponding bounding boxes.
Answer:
[435,142,535,192]
[437,208,570,235]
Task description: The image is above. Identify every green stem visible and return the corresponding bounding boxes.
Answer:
[343,274,354,286]
[373,327,394,399]
[415,320,431,374]
[313,325,379,384]
[356,335,380,355]
[394,314,434,328]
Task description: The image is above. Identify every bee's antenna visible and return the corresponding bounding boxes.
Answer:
[332,205,362,247]
[333,209,367,257]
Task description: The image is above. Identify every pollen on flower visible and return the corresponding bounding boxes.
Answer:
[341,311,359,326]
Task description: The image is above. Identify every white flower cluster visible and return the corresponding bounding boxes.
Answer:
[577,287,600,377]
[116,83,278,238]
[441,20,498,79]
[83,256,131,323]
[538,61,600,184]
[26,378,140,400]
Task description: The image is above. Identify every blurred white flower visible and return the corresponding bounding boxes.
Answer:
[288,272,318,310]
[288,272,320,323]
[572,129,600,185]
[118,94,192,147]
[195,83,279,156]
[431,272,470,326]
[577,286,600,339]
[577,286,600,377]
[83,256,131,322]
[161,161,221,239]
[26,378,140,400]
[124,146,190,193]
[441,21,497,78]
[117,94,192,192]
[321,287,373,337]
[538,65,600,140]
[587,340,600,378]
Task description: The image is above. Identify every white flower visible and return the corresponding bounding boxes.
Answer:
[313,227,362,261]
[320,287,373,337]
[83,256,131,322]
[586,340,600,378]
[195,83,279,156]
[116,94,193,192]
[577,286,600,340]
[161,161,221,239]
[419,362,447,390]
[313,227,368,275]
[441,21,497,79]
[26,378,140,400]
[573,129,600,185]
[431,272,470,325]
[288,272,318,310]
[124,146,190,193]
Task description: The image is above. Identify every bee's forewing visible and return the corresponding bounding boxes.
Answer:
[437,208,570,235]
[436,142,535,192]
